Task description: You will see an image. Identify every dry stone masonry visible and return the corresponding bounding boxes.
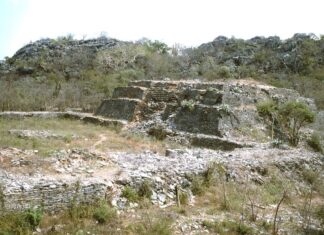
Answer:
[0,79,320,213]
[96,79,315,150]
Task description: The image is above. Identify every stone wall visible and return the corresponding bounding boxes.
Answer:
[1,176,110,212]
[95,79,316,149]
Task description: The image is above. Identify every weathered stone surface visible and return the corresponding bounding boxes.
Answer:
[2,179,108,212]
[145,88,178,102]
[112,86,147,100]
[174,105,222,136]
[95,79,316,150]
[95,98,141,121]
[8,129,68,139]
[191,135,244,150]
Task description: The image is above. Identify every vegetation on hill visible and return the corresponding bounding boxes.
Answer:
[0,33,324,111]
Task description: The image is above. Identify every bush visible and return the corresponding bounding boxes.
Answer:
[179,190,189,205]
[307,133,323,153]
[202,220,254,235]
[129,215,173,235]
[190,176,205,196]
[93,202,117,224]
[315,204,324,226]
[278,101,315,146]
[24,208,43,230]
[181,99,195,111]
[138,180,153,199]
[121,186,139,202]
[0,208,43,233]
[257,100,315,146]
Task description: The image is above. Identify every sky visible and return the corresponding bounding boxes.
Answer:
[0,0,324,59]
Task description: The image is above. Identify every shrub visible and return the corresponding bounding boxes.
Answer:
[315,204,324,226]
[278,101,315,146]
[307,133,323,153]
[93,202,117,224]
[24,208,43,230]
[181,99,195,111]
[138,180,153,199]
[179,190,189,205]
[257,100,278,139]
[257,100,315,146]
[147,126,168,140]
[202,220,254,235]
[0,208,43,233]
[121,186,139,202]
[129,215,173,235]
[217,65,232,78]
[190,176,205,196]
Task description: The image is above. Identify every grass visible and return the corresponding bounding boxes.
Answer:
[202,220,254,235]
[121,186,140,202]
[128,213,173,235]
[0,117,173,156]
[93,201,117,224]
[0,208,43,234]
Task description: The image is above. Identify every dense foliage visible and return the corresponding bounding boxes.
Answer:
[0,33,323,111]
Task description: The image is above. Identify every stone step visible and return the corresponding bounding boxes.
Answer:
[63,112,127,127]
[181,89,223,105]
[190,135,246,151]
[95,98,142,121]
[128,80,153,88]
[146,88,178,102]
[112,86,147,100]
[0,111,127,128]
[173,104,223,136]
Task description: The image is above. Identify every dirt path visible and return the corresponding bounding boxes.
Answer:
[92,134,108,149]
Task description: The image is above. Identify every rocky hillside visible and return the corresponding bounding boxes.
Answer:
[0,79,323,234]
[0,33,324,112]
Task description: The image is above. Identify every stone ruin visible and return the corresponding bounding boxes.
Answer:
[0,79,318,213]
[95,79,315,150]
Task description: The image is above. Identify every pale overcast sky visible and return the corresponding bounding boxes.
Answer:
[0,0,323,59]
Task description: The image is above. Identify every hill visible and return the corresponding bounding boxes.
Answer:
[0,33,324,111]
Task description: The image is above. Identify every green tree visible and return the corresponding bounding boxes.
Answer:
[257,100,278,139]
[257,100,315,146]
[278,101,315,146]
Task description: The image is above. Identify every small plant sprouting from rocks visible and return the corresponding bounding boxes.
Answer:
[207,87,220,93]
[190,176,205,196]
[181,99,195,111]
[138,180,153,199]
[217,104,231,115]
[271,138,282,148]
[121,186,139,202]
[176,185,189,207]
[231,86,243,94]
[179,190,189,205]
